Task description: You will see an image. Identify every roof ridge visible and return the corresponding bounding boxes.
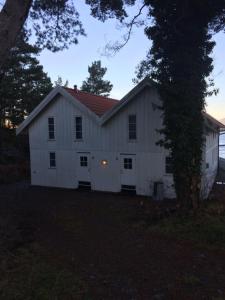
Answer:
[64,87,118,102]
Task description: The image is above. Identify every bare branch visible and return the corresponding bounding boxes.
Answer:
[103,3,147,57]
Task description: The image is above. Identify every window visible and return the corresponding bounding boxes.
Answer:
[80,156,88,167]
[165,156,173,174]
[49,152,56,168]
[48,117,55,140]
[75,116,82,140]
[124,158,132,169]
[128,114,136,140]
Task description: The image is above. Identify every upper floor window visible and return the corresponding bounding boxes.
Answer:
[165,156,173,174]
[128,114,136,140]
[49,152,56,168]
[75,116,82,140]
[48,117,55,140]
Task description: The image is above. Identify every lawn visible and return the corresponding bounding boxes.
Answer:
[0,181,225,299]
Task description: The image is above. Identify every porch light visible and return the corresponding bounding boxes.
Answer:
[101,160,108,166]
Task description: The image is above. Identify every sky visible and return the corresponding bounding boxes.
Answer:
[36,1,225,120]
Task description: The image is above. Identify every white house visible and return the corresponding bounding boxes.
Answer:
[17,78,224,199]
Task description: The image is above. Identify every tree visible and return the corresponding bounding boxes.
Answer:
[0,0,86,68]
[0,32,52,128]
[81,61,113,96]
[0,0,138,68]
[93,0,225,209]
[133,1,225,209]
[54,76,69,87]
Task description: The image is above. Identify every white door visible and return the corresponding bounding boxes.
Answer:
[120,154,136,186]
[77,153,91,183]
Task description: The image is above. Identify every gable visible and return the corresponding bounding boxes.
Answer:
[16,86,110,135]
[101,77,157,125]
[16,77,224,135]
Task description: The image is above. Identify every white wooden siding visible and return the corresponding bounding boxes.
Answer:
[28,87,218,199]
[201,131,219,198]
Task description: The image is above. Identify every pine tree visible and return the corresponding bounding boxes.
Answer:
[81,61,113,97]
[0,32,52,128]
[54,76,69,87]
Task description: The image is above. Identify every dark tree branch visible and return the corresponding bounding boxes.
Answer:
[104,3,147,56]
[119,3,146,49]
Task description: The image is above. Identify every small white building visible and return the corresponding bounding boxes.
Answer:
[17,78,224,199]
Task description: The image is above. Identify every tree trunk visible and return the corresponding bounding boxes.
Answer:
[0,0,32,69]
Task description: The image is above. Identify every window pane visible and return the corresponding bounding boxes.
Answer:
[166,156,173,174]
[48,117,54,125]
[124,158,132,169]
[48,117,55,140]
[76,131,82,140]
[76,117,81,125]
[49,152,56,168]
[49,132,55,140]
[80,156,88,167]
[128,115,136,140]
[129,131,136,140]
[75,117,82,139]
[48,124,54,131]
[129,115,136,123]
[129,124,136,131]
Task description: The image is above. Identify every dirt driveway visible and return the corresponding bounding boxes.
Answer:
[1,182,225,299]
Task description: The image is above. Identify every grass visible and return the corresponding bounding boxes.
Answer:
[0,244,87,300]
[182,274,202,286]
[148,200,225,249]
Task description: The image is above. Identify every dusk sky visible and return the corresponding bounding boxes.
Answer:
[37,1,225,120]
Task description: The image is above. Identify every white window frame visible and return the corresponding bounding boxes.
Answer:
[48,117,55,140]
[128,114,137,141]
[80,156,88,167]
[49,152,56,168]
[124,158,133,169]
[75,116,83,141]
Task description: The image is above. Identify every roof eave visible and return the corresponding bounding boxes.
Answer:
[16,86,101,135]
[16,86,62,135]
[203,112,225,131]
[100,77,156,125]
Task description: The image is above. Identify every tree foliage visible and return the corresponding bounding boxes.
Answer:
[54,76,69,87]
[0,0,85,68]
[90,0,225,209]
[0,32,52,128]
[86,0,136,21]
[0,0,138,67]
[133,1,225,209]
[86,0,225,209]
[29,0,86,52]
[81,60,113,96]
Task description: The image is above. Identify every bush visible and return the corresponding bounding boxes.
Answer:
[0,162,29,184]
[148,201,225,248]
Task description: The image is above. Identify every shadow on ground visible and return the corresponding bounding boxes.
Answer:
[0,181,225,299]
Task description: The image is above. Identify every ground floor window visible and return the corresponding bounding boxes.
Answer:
[49,152,56,168]
[165,156,173,174]
[124,158,133,169]
[80,156,88,167]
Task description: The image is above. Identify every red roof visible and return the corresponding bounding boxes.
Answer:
[64,87,119,116]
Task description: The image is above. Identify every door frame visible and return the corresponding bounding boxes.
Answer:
[120,153,136,188]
